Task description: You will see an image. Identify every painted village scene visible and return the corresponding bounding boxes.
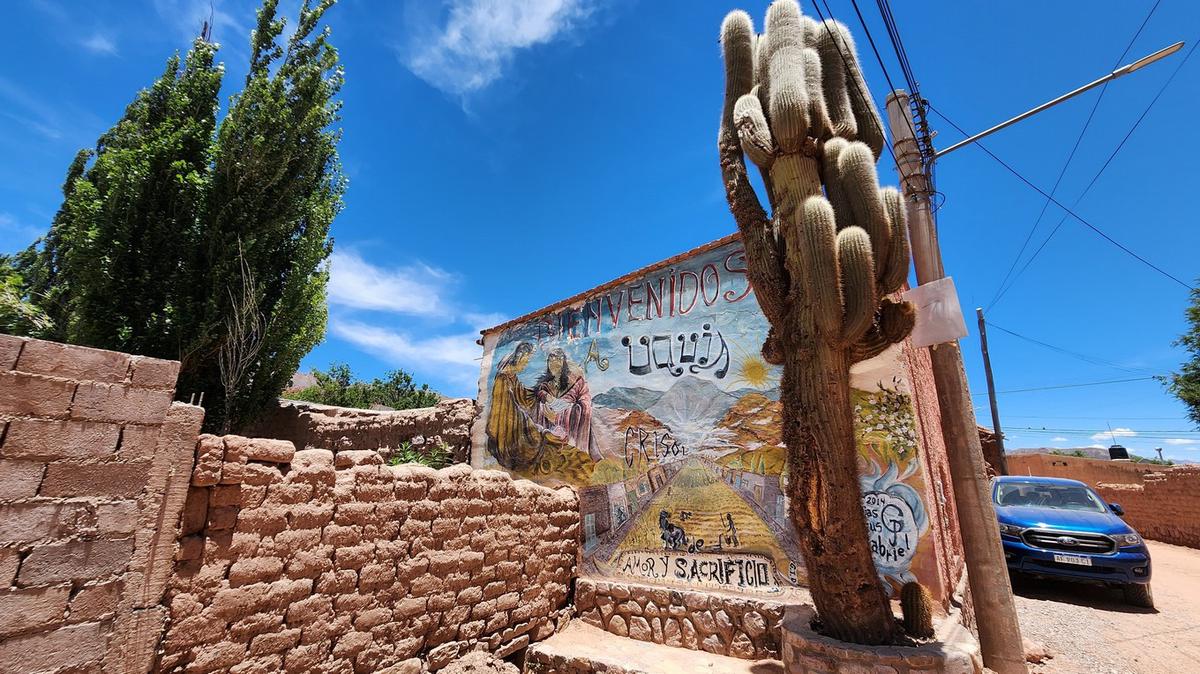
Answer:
[471,237,933,598]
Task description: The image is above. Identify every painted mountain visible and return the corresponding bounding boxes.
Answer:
[644,376,738,448]
[714,392,786,474]
[593,385,665,410]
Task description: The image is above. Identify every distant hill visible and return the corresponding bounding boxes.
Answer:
[728,386,780,402]
[647,376,737,427]
[1008,447,1110,460]
[593,385,664,410]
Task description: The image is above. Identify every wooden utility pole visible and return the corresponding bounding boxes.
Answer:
[976,307,1009,475]
[886,90,1027,674]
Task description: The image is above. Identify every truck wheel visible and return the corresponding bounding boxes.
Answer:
[1123,583,1154,609]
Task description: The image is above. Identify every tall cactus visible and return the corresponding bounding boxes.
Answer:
[719,1,916,645]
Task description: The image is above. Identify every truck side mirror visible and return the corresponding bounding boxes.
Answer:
[1109,503,1125,516]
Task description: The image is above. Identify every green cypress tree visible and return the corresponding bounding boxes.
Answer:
[182,0,344,431]
[21,41,223,356]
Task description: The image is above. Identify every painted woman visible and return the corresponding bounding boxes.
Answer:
[534,348,600,461]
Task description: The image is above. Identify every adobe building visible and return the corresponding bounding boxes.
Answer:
[470,233,968,640]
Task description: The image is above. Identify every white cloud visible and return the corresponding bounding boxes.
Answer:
[327,249,454,317]
[81,33,118,55]
[1163,438,1198,446]
[152,0,249,50]
[1090,427,1136,442]
[403,0,595,96]
[331,318,482,388]
[0,213,45,251]
[1086,444,1107,449]
[1051,436,1069,443]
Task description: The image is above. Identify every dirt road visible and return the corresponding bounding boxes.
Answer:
[1014,541,1200,673]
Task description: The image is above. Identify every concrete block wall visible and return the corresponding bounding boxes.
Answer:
[0,335,202,674]
[160,438,581,673]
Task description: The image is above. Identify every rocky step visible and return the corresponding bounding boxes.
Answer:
[524,620,784,674]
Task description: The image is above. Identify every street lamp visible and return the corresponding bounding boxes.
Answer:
[933,41,1184,159]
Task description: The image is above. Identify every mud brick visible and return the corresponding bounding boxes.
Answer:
[0,584,70,638]
[17,538,134,585]
[128,356,180,390]
[1,418,121,460]
[40,460,150,499]
[0,459,45,500]
[0,620,107,674]
[0,335,24,370]
[0,501,92,543]
[0,372,76,417]
[14,339,131,383]
[71,382,172,425]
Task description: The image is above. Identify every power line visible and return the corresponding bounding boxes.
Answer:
[1005,427,1200,435]
[926,102,1194,292]
[988,35,1199,307]
[984,320,1157,375]
[1005,414,1187,421]
[985,0,1162,311]
[970,375,1159,396]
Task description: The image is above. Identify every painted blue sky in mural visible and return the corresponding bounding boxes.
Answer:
[2,0,1199,457]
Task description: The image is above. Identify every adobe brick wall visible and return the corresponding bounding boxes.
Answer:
[245,397,476,463]
[0,334,202,674]
[1095,467,1200,549]
[1007,453,1200,549]
[159,435,580,673]
[1007,453,1158,487]
[574,578,785,660]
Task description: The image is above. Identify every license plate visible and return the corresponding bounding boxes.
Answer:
[1053,554,1093,566]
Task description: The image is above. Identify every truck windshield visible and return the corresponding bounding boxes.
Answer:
[994,481,1108,513]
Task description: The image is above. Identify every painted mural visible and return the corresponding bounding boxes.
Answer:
[471,237,932,597]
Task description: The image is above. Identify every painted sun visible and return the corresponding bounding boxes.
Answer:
[734,355,773,389]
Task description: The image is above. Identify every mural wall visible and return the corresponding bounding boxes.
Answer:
[471,236,935,597]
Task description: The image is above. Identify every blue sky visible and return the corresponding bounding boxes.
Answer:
[2,0,1199,459]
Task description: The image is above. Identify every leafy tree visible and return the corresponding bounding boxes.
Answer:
[285,363,440,410]
[8,0,343,432]
[0,261,53,336]
[1166,287,1200,428]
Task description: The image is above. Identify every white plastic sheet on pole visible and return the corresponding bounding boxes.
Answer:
[902,277,968,348]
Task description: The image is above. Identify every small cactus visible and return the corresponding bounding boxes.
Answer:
[718,0,916,646]
[901,581,935,638]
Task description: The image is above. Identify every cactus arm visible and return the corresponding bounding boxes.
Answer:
[825,20,885,159]
[816,20,856,140]
[849,298,916,363]
[787,196,842,337]
[735,91,776,168]
[721,10,788,326]
[838,142,892,268]
[879,187,911,294]
[766,1,810,151]
[837,226,877,343]
[802,48,832,140]
[821,137,853,228]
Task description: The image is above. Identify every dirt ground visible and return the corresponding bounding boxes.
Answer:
[1014,541,1200,673]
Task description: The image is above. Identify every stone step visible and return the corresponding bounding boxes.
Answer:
[524,620,785,674]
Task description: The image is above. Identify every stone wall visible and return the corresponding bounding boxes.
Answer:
[159,436,580,673]
[1095,468,1200,549]
[1007,453,1158,487]
[0,335,202,674]
[574,578,784,660]
[245,398,476,463]
[780,606,981,673]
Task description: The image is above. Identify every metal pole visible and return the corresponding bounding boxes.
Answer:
[887,90,1027,674]
[933,41,1183,159]
[976,307,1009,475]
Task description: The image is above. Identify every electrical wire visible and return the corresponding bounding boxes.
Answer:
[985,320,1158,375]
[988,35,1200,308]
[985,0,1163,311]
[970,375,1159,396]
[926,102,1194,292]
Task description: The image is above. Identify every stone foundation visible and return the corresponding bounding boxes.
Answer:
[573,578,786,659]
[780,606,981,674]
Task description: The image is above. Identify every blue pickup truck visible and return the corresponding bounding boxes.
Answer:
[992,475,1153,608]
